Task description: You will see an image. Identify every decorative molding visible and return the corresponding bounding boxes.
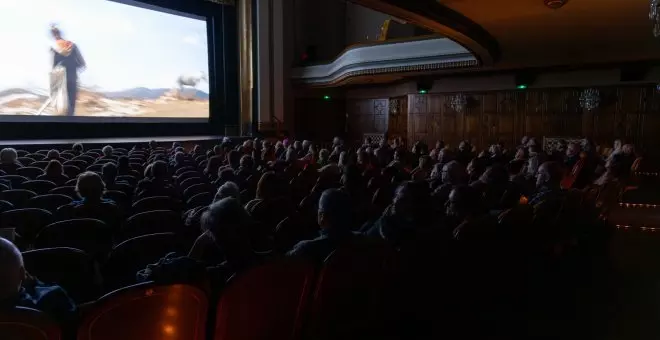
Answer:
[374,100,388,115]
[389,98,401,115]
[292,38,478,87]
[413,95,427,112]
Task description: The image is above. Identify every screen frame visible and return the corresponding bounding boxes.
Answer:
[0,0,238,139]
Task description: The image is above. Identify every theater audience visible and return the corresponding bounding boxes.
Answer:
[56,171,122,231]
[0,148,21,175]
[288,189,365,263]
[0,238,76,322]
[135,161,177,199]
[38,160,69,186]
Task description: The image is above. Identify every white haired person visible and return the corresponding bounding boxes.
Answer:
[0,148,22,175]
[99,145,117,162]
[0,237,76,321]
[185,181,241,230]
[56,172,122,230]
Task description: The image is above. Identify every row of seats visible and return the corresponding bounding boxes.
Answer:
[2,245,396,340]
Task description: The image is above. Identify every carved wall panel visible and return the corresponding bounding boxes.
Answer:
[343,85,660,154]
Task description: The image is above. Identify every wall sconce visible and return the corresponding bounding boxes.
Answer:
[449,93,468,113]
[579,88,600,111]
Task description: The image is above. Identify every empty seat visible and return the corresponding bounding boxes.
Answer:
[177,171,202,185]
[132,196,182,215]
[74,155,95,164]
[77,283,208,340]
[63,165,81,179]
[21,180,57,195]
[36,150,49,155]
[17,157,36,166]
[28,194,73,213]
[87,164,104,172]
[0,175,29,188]
[22,247,100,304]
[1,208,53,243]
[0,200,15,213]
[30,161,51,170]
[16,150,29,157]
[0,307,61,340]
[63,159,88,169]
[103,233,184,292]
[65,178,78,186]
[187,192,213,209]
[35,219,112,255]
[116,175,138,187]
[0,189,37,208]
[27,153,46,161]
[175,166,198,176]
[214,260,315,340]
[49,186,78,199]
[180,177,205,192]
[123,210,184,240]
[184,183,214,200]
[16,167,45,180]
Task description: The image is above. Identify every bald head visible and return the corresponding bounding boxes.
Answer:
[0,237,24,299]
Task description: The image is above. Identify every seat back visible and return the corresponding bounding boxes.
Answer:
[35,219,112,255]
[0,189,38,208]
[16,167,44,180]
[0,175,30,188]
[22,247,99,304]
[132,196,182,215]
[124,210,184,239]
[49,186,77,199]
[28,194,73,213]
[104,233,183,292]
[186,192,213,209]
[78,283,208,340]
[214,260,315,340]
[21,180,57,195]
[307,242,397,339]
[184,183,214,200]
[17,157,36,166]
[0,307,60,340]
[63,165,81,179]
[30,161,51,169]
[2,208,53,242]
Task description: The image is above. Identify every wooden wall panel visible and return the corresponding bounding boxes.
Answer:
[340,85,660,155]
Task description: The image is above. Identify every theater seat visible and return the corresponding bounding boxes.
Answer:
[49,186,78,199]
[1,208,53,243]
[29,161,51,170]
[132,196,182,215]
[103,233,184,292]
[187,192,213,209]
[123,210,184,240]
[0,307,60,340]
[0,189,38,208]
[214,260,315,340]
[35,219,112,255]
[28,194,73,213]
[0,175,30,188]
[63,165,81,179]
[78,283,208,340]
[21,180,57,195]
[22,247,100,304]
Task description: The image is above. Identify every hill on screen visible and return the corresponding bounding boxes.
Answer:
[103,87,209,100]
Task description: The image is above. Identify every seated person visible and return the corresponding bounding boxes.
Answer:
[0,238,77,323]
[185,181,241,229]
[288,188,366,263]
[46,149,60,161]
[71,143,84,156]
[102,163,132,197]
[139,198,258,287]
[135,161,177,199]
[56,172,122,231]
[37,160,69,186]
[116,155,141,178]
[0,148,22,175]
[98,145,117,162]
[170,152,188,172]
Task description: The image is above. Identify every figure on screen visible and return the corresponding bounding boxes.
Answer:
[46,25,86,116]
[176,71,207,99]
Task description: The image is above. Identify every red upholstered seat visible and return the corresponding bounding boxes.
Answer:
[561,158,585,189]
[78,283,207,340]
[0,307,60,340]
[214,259,315,340]
[307,243,397,340]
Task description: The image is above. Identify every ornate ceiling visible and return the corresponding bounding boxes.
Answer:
[350,0,660,69]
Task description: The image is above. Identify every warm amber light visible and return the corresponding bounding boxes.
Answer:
[166,307,178,317]
[519,196,528,205]
[163,325,175,336]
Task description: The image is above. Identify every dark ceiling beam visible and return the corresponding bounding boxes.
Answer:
[347,0,500,65]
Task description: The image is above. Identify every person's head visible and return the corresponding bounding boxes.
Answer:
[171,142,181,150]
[391,181,430,220]
[213,145,222,156]
[285,148,296,163]
[319,149,330,163]
[192,145,201,154]
[446,185,481,220]
[332,136,342,147]
[437,149,454,165]
[317,189,352,231]
[149,140,157,149]
[338,151,349,167]
[117,155,129,170]
[45,159,63,176]
[623,144,635,155]
[535,161,563,190]
[302,140,311,152]
[613,139,623,151]
[102,145,114,157]
[205,156,223,177]
[0,148,17,164]
[256,171,278,200]
[566,143,580,158]
[459,141,469,152]
[76,171,105,200]
[435,140,445,150]
[102,162,118,184]
[442,160,467,185]
[239,155,254,170]
[72,143,84,154]
[201,198,251,257]
[0,238,25,300]
[46,149,59,160]
[521,136,530,146]
[227,150,241,170]
[418,155,431,170]
[514,147,526,160]
[293,141,302,151]
[151,160,168,180]
[214,181,240,202]
[49,25,62,39]
[174,152,185,164]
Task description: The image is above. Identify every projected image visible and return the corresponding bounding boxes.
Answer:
[0,0,209,120]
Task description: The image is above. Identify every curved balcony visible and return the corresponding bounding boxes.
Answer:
[291,36,478,86]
